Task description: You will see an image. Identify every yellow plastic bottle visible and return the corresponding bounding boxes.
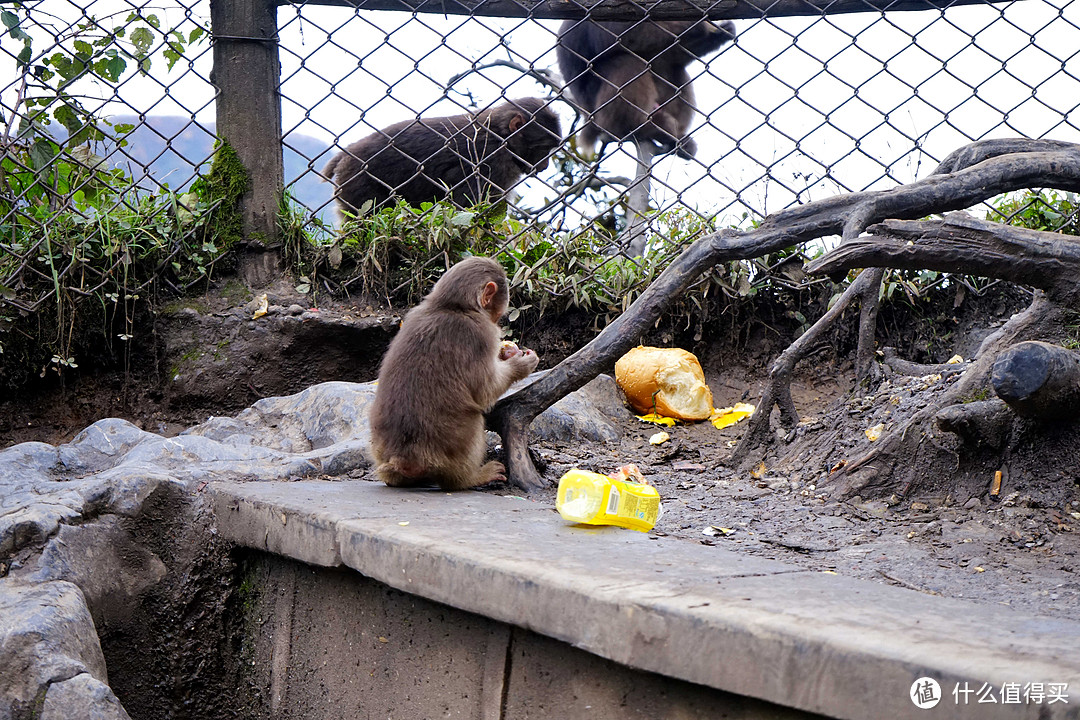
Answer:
[556,469,662,532]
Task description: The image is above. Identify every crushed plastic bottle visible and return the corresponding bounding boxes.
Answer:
[556,469,662,532]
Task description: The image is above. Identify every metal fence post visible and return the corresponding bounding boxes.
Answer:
[210,0,283,279]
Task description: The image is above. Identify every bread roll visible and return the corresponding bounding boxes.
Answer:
[614,346,714,420]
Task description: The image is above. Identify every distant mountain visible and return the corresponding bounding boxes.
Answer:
[107,115,336,221]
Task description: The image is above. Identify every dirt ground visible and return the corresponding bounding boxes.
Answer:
[519,363,1080,623]
[2,280,1078,623]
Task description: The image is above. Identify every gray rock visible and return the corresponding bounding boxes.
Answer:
[530,375,626,443]
[0,580,110,714]
[30,520,167,625]
[40,674,131,720]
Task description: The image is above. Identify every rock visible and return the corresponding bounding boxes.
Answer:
[30,520,167,626]
[0,580,112,716]
[40,674,131,720]
[529,375,626,443]
[286,304,305,315]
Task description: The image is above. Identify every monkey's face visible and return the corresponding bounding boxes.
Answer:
[509,106,562,173]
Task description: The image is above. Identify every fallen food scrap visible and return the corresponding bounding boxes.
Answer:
[709,402,755,429]
[252,293,269,320]
[702,526,735,537]
[865,423,884,441]
[649,431,670,445]
[636,412,677,426]
[609,464,646,484]
[556,468,662,532]
[615,346,714,420]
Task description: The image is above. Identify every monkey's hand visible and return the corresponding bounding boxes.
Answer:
[502,345,539,381]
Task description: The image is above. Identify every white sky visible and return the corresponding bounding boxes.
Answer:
[6,0,1080,229]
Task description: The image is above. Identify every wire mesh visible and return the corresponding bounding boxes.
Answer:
[283,0,1080,250]
[0,0,214,322]
[4,0,1080,322]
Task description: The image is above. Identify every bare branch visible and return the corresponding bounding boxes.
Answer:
[808,212,1080,303]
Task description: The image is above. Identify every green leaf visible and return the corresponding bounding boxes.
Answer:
[130,27,153,55]
[1,10,18,29]
[146,14,161,29]
[53,105,80,134]
[163,47,181,71]
[29,137,58,170]
[73,39,92,58]
[189,27,206,44]
[106,55,126,80]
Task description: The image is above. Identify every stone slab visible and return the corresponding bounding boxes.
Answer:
[211,480,1080,720]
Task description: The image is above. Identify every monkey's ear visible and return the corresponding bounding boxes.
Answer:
[480,281,499,309]
[507,113,526,133]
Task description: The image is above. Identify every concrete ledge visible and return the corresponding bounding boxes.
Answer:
[211,480,1080,720]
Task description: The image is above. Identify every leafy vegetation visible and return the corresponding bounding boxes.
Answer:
[988,189,1080,235]
[0,5,217,389]
[287,199,828,338]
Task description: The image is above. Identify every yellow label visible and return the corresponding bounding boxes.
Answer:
[556,470,661,532]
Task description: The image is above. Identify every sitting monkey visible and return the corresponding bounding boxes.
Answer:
[369,257,539,490]
[323,98,562,214]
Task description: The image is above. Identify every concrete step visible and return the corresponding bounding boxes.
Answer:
[211,480,1080,720]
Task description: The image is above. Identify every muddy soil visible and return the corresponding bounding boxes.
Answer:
[520,363,1080,622]
[2,279,1077,623]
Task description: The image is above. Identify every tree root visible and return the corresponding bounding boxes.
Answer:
[492,138,1080,492]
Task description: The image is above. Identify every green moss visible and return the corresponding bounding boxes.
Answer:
[168,347,205,379]
[191,139,251,251]
[220,279,251,305]
[160,298,211,315]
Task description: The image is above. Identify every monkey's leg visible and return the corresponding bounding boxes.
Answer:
[592,72,657,149]
[435,420,504,490]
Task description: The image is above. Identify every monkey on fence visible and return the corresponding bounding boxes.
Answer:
[322,98,562,215]
[369,256,539,490]
[557,19,735,159]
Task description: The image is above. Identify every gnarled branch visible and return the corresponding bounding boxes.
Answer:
[493,139,1080,492]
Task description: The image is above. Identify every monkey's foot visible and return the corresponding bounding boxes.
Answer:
[674,137,697,160]
[478,461,507,486]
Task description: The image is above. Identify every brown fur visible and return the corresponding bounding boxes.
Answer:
[557,20,735,159]
[369,257,539,490]
[323,98,562,214]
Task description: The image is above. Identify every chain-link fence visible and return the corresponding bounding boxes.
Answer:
[283,0,1080,242]
[0,1,215,357]
[2,0,1080,345]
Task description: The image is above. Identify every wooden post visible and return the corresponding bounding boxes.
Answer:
[211,0,283,271]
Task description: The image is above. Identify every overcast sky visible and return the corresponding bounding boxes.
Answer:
[8,0,1080,229]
